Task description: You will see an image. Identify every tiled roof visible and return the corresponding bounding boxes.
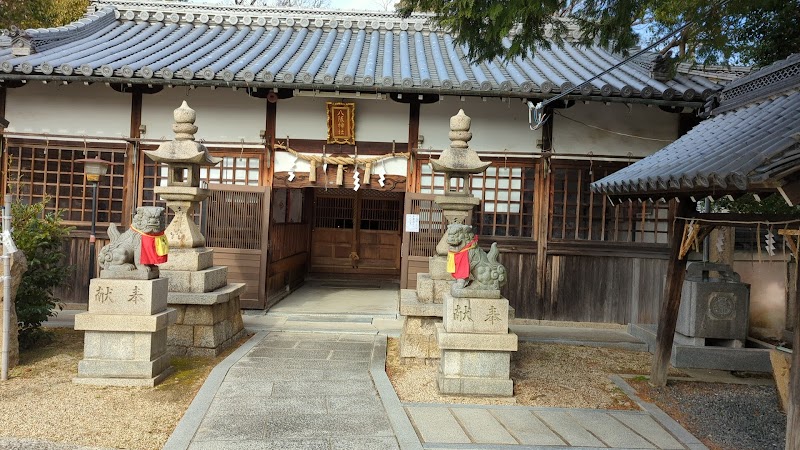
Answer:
[0,0,730,103]
[592,54,800,197]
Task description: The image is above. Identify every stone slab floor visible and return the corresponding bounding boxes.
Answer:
[185,331,399,450]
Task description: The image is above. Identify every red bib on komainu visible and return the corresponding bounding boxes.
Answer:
[447,236,478,280]
[132,227,169,265]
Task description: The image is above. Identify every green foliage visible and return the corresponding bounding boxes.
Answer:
[0,0,89,30]
[713,194,800,215]
[397,0,800,67]
[9,198,73,349]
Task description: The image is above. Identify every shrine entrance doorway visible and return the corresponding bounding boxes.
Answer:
[309,188,403,279]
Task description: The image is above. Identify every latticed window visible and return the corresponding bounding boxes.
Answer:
[419,160,535,238]
[314,193,355,229]
[549,163,670,243]
[4,139,126,228]
[140,150,262,208]
[361,195,402,231]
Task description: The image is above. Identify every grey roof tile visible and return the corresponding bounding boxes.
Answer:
[0,1,735,102]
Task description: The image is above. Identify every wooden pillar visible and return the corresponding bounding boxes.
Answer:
[534,109,553,309]
[651,197,692,387]
[0,86,7,199]
[787,259,800,450]
[122,89,143,227]
[265,98,277,186]
[407,101,420,193]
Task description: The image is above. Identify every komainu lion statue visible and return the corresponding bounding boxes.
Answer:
[97,206,167,277]
[446,223,507,293]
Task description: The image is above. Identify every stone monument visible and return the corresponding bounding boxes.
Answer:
[432,111,517,396]
[144,101,245,357]
[398,110,487,362]
[74,206,176,386]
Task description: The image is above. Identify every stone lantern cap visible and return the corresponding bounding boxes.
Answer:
[430,109,490,175]
[144,101,222,167]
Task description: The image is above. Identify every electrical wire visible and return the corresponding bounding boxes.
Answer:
[554,110,674,142]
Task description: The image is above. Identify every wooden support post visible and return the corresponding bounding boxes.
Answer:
[534,109,553,308]
[651,198,692,387]
[787,259,800,450]
[123,89,143,227]
[0,86,7,199]
[264,99,277,186]
[407,101,420,193]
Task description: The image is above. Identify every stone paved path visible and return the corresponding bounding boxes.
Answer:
[405,403,704,449]
[178,331,400,450]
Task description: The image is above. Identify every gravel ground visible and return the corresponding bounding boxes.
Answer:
[0,328,245,450]
[386,337,675,409]
[632,380,787,450]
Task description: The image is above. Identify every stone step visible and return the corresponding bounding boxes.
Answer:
[160,266,227,293]
[168,282,246,306]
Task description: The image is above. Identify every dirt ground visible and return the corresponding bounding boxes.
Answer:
[0,328,248,450]
[385,337,674,409]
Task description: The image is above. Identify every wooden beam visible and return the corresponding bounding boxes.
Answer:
[779,180,800,207]
[651,198,692,387]
[407,101,420,193]
[787,259,800,450]
[683,212,800,226]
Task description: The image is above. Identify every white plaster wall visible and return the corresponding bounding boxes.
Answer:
[734,258,787,340]
[5,82,130,136]
[552,102,680,157]
[141,87,265,142]
[275,96,408,143]
[419,96,539,153]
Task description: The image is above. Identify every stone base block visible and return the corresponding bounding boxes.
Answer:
[169,283,246,306]
[437,372,514,397]
[76,327,173,386]
[429,256,451,281]
[400,290,443,317]
[88,278,168,315]
[399,316,442,361]
[451,286,501,299]
[100,268,158,280]
[416,274,434,302]
[440,349,511,379]
[158,248,214,271]
[442,294,509,333]
[73,366,174,387]
[74,308,177,333]
[435,323,518,352]
[161,266,227,293]
[167,293,244,357]
[77,352,171,379]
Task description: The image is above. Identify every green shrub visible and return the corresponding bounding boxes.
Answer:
[8,198,73,349]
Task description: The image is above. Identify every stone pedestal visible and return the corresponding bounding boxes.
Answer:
[435,293,517,396]
[74,277,176,386]
[399,257,453,363]
[162,248,245,357]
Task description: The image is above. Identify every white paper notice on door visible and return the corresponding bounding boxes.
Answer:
[405,214,420,233]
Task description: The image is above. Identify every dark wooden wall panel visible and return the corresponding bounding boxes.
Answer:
[267,222,310,305]
[498,250,537,319]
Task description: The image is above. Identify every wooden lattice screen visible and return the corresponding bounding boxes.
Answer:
[419,159,535,238]
[550,163,670,244]
[406,197,446,258]
[203,185,268,249]
[4,138,127,228]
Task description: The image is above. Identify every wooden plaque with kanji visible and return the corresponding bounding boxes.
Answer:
[326,102,355,145]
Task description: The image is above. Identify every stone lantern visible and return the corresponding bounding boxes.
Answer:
[143,101,221,249]
[430,109,491,256]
